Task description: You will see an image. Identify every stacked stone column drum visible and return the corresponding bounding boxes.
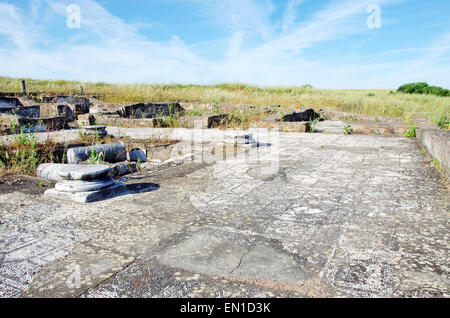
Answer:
[44,164,126,203]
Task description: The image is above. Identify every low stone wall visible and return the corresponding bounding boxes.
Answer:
[107,127,280,145]
[251,121,309,132]
[117,103,185,119]
[0,97,23,107]
[13,106,41,118]
[320,109,404,124]
[178,114,228,129]
[18,116,69,131]
[416,119,450,178]
[349,121,409,136]
[96,115,158,127]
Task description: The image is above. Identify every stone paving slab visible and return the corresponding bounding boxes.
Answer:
[0,132,449,298]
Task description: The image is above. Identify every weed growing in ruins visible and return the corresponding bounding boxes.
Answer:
[343,125,354,135]
[431,158,441,169]
[8,120,19,134]
[137,158,142,171]
[433,114,449,130]
[404,125,417,138]
[186,109,203,116]
[87,149,104,165]
[308,117,321,133]
[0,130,60,175]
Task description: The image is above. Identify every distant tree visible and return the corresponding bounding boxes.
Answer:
[398,82,449,96]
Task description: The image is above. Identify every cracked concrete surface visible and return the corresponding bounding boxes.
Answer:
[0,132,449,298]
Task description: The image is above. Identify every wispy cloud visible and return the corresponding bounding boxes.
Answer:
[0,0,449,88]
[282,0,305,33]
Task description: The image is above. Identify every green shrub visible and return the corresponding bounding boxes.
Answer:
[398,82,450,97]
[343,125,354,135]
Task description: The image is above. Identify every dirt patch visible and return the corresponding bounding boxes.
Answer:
[0,173,55,195]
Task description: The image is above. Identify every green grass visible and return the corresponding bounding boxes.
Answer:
[1,76,449,128]
[404,125,417,138]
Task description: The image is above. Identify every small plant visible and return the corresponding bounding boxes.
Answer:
[404,125,417,138]
[38,181,45,188]
[187,109,203,117]
[431,158,441,169]
[367,93,375,97]
[418,148,426,155]
[308,116,321,133]
[9,120,19,134]
[214,102,221,114]
[343,125,354,135]
[433,114,449,130]
[137,158,142,171]
[87,149,104,165]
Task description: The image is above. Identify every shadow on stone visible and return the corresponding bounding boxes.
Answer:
[125,182,160,194]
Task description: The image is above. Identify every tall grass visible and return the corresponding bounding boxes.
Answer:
[1,76,449,124]
[0,129,61,175]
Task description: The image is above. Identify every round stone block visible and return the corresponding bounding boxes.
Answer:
[127,149,147,162]
[57,164,111,181]
[55,177,115,193]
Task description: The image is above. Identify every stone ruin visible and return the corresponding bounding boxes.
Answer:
[81,125,108,138]
[282,108,322,122]
[251,108,322,132]
[0,95,78,132]
[117,103,185,119]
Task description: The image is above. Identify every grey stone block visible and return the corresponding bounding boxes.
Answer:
[55,177,115,193]
[37,163,111,181]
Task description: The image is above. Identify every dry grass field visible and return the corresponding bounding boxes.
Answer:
[1,76,448,128]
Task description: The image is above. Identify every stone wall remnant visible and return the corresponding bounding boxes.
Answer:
[117,103,185,119]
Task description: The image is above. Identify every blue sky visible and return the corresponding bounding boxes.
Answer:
[0,0,449,88]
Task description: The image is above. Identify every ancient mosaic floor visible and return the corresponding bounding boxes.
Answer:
[0,132,448,298]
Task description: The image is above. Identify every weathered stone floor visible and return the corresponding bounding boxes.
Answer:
[0,132,448,298]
